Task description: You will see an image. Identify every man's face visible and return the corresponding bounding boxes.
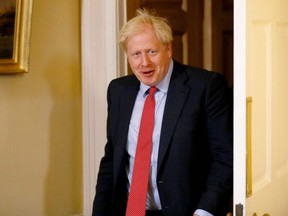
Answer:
[126,24,172,86]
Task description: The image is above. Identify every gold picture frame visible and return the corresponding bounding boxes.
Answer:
[0,0,33,74]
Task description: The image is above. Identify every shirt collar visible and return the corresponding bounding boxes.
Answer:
[139,60,174,97]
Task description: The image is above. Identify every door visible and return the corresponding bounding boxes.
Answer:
[235,0,288,215]
[211,0,233,87]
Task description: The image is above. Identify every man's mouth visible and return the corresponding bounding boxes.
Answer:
[142,70,154,76]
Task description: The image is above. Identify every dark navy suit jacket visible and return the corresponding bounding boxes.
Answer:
[92,60,233,216]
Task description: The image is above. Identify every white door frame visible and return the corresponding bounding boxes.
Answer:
[81,0,247,215]
[233,0,247,214]
[81,1,127,215]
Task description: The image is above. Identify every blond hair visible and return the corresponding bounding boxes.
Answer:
[118,8,173,52]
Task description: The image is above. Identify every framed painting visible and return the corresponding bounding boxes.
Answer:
[0,0,33,73]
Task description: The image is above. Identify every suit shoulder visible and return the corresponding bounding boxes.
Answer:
[108,74,138,90]
[186,66,219,79]
[186,66,227,85]
[173,60,219,80]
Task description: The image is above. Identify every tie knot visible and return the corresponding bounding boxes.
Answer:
[148,86,157,96]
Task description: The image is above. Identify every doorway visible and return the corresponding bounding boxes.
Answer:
[81,1,235,215]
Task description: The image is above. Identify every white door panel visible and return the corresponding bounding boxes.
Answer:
[245,0,288,215]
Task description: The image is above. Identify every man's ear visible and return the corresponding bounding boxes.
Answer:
[167,43,172,57]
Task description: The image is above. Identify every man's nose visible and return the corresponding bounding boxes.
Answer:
[141,53,150,66]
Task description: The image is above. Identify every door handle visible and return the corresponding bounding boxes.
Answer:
[246,97,253,197]
[253,213,270,216]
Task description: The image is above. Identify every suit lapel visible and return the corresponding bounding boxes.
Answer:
[157,64,190,173]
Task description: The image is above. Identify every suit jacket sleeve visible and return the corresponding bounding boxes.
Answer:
[196,72,233,214]
[92,77,137,216]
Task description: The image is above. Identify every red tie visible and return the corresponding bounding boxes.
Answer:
[126,86,157,216]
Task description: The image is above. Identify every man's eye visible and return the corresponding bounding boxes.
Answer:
[149,50,156,55]
[132,52,140,57]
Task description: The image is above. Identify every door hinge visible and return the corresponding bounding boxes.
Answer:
[236,203,243,216]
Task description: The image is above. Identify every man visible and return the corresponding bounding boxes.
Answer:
[92,8,233,216]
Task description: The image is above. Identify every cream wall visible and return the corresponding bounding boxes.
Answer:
[0,0,82,215]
